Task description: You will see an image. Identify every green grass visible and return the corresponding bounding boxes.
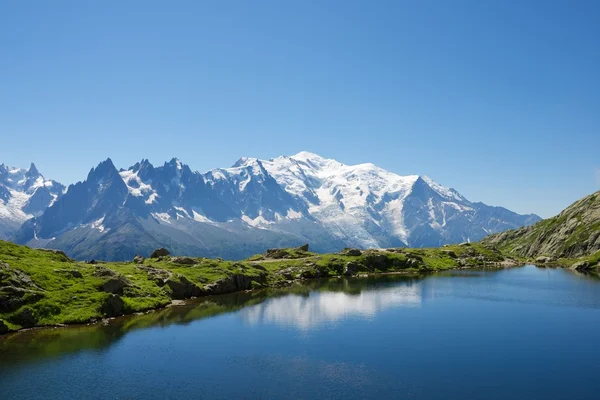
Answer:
[0,240,509,333]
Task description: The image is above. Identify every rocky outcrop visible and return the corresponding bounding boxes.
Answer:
[482,191,600,258]
[38,249,72,261]
[0,319,8,334]
[344,261,361,276]
[0,261,45,313]
[164,274,201,299]
[203,274,254,295]
[296,244,310,252]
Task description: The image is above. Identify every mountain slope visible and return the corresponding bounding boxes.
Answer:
[0,163,64,239]
[482,190,600,258]
[14,152,540,261]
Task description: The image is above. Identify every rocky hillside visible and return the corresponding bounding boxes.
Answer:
[482,190,600,259]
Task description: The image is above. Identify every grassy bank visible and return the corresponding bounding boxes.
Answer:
[1,240,509,334]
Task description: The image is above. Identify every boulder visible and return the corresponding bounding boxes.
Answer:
[570,261,591,271]
[69,270,83,278]
[93,266,117,277]
[150,248,171,258]
[535,256,553,264]
[170,257,197,265]
[296,244,310,252]
[101,294,124,317]
[133,255,145,264]
[459,242,471,246]
[100,278,129,295]
[341,248,362,256]
[344,261,361,276]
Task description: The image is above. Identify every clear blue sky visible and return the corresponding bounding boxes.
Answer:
[1,0,598,218]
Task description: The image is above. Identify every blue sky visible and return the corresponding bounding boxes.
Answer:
[1,0,598,218]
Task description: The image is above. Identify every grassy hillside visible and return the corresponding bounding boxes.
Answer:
[482,190,600,261]
[0,240,507,334]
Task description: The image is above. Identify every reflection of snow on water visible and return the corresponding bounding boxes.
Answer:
[242,284,421,330]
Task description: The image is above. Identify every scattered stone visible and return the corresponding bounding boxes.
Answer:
[150,248,171,258]
[170,257,197,265]
[133,255,145,264]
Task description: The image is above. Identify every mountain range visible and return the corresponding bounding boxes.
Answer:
[1,152,540,260]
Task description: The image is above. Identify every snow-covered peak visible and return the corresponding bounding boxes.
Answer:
[421,176,465,201]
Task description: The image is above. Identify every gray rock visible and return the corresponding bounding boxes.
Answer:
[170,257,197,265]
[100,278,128,295]
[165,274,201,299]
[133,255,145,264]
[150,248,171,258]
[101,294,124,317]
[341,248,362,256]
[93,266,117,277]
[535,256,553,264]
[69,270,83,278]
[203,274,253,295]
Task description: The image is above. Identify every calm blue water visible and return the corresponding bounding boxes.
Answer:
[2,266,600,399]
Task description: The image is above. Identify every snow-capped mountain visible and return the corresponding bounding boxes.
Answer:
[0,163,64,239]
[14,152,540,260]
